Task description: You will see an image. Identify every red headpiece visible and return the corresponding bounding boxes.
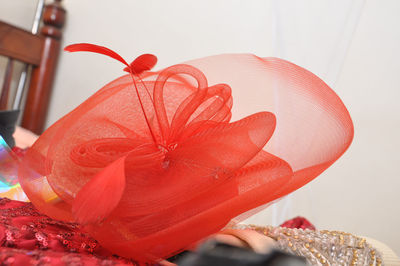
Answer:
[18,43,353,262]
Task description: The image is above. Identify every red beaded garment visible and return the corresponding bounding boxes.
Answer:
[0,198,136,265]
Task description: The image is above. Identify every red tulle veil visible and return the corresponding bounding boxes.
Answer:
[18,44,353,262]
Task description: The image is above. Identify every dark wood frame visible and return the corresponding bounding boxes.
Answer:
[0,0,66,134]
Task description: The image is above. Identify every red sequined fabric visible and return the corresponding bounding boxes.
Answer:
[280,216,316,230]
[18,44,354,262]
[0,197,139,265]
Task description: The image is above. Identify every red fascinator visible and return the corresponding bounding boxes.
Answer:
[18,44,353,262]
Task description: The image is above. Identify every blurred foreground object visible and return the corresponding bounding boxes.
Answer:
[178,240,306,266]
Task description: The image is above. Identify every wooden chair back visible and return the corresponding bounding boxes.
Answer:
[0,0,66,134]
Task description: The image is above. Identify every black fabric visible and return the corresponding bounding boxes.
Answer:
[0,110,19,147]
[177,240,306,266]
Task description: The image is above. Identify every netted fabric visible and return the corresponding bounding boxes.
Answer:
[18,44,353,262]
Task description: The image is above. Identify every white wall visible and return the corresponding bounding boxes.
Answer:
[1,0,399,256]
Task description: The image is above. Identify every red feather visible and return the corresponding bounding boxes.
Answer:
[124,54,158,74]
[72,156,126,224]
[64,43,129,67]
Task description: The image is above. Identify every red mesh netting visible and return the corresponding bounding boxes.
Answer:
[18,44,353,262]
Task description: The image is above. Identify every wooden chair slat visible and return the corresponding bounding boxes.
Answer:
[0,59,14,110]
[0,21,44,66]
